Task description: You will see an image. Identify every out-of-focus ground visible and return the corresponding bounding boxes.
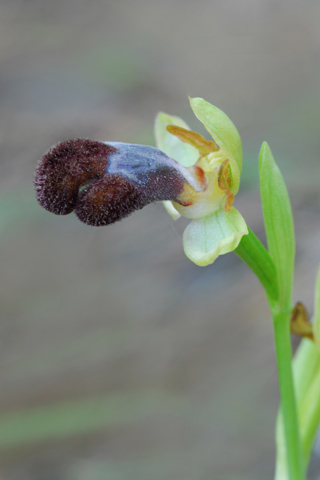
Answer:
[1,1,320,479]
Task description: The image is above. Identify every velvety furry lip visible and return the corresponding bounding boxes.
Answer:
[34,138,201,226]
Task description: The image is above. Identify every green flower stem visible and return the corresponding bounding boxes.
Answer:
[273,311,305,480]
[275,413,289,480]
[236,231,304,480]
[234,228,278,309]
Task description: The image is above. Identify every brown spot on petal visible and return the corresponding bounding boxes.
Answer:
[192,165,207,187]
[175,165,207,207]
[218,159,234,212]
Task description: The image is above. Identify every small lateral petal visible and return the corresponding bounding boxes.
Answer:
[163,200,181,220]
[154,112,199,167]
[183,207,248,266]
[166,125,219,157]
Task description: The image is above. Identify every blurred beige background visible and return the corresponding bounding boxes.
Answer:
[1,0,320,479]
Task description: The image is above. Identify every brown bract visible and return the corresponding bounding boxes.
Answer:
[290,301,314,341]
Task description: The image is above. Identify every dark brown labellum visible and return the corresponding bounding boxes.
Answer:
[34,138,192,226]
[34,139,117,216]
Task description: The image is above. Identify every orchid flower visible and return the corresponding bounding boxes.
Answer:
[154,97,248,265]
[34,97,247,266]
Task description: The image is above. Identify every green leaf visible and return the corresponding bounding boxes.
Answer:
[259,142,295,311]
[0,392,186,449]
[276,268,320,477]
[183,207,248,266]
[294,339,320,404]
[299,364,320,464]
[189,97,242,174]
[313,267,320,350]
[275,338,320,480]
[154,112,199,167]
[294,270,320,465]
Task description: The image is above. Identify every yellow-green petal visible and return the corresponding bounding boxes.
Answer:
[183,207,248,267]
[189,97,242,193]
[154,112,199,167]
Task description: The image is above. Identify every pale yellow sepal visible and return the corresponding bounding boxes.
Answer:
[183,207,248,266]
[154,112,199,167]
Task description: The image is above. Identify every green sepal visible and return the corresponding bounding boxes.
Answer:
[259,142,295,311]
[189,97,242,194]
[154,112,199,167]
[183,207,248,267]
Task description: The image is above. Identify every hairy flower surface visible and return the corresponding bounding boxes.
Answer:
[34,139,204,226]
[34,97,247,266]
